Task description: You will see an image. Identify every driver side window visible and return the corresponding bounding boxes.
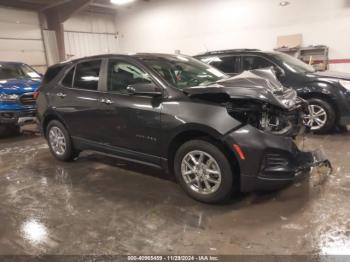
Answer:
[107,60,152,93]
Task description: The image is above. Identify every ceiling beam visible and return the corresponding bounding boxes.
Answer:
[42,0,93,62]
[43,0,93,24]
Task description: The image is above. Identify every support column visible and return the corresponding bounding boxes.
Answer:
[41,0,92,61]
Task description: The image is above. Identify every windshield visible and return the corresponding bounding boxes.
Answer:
[0,63,41,80]
[141,55,227,89]
[270,52,315,73]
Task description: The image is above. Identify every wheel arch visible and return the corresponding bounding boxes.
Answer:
[299,91,339,122]
[41,112,69,138]
[166,127,240,185]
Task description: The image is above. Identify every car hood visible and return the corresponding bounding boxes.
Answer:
[0,78,41,94]
[183,68,298,109]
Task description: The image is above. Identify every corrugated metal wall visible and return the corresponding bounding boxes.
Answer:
[64,31,119,60]
[0,8,119,70]
[63,13,119,60]
[0,6,47,73]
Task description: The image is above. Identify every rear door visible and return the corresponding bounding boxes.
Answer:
[50,59,105,142]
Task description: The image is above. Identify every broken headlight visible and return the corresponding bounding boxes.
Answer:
[226,101,303,136]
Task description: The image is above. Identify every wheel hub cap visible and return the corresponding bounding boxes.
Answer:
[304,104,328,131]
[49,126,66,156]
[181,150,222,195]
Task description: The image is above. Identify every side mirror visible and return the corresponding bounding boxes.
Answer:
[126,83,162,97]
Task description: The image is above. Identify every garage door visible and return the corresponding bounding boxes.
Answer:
[0,7,47,73]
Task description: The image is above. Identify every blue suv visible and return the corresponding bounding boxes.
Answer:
[0,62,41,135]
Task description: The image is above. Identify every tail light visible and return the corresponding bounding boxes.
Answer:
[33,91,40,100]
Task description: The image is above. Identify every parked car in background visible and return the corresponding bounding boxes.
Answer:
[36,54,330,203]
[195,49,350,133]
[0,62,41,135]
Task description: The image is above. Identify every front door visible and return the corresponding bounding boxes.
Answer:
[98,59,162,163]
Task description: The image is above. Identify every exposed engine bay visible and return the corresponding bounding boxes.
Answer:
[224,97,308,136]
[183,68,309,137]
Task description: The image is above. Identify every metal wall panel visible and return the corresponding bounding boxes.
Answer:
[0,6,47,73]
[64,31,119,60]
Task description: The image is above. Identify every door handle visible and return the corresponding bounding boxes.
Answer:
[56,92,67,98]
[100,98,113,105]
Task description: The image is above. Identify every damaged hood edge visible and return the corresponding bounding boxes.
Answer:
[183,68,298,110]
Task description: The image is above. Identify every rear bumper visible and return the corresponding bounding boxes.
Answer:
[224,125,331,192]
[0,109,37,125]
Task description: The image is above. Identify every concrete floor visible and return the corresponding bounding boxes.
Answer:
[0,126,349,256]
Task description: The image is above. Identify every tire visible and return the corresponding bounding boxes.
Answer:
[0,125,8,136]
[0,124,20,137]
[174,139,234,204]
[305,98,336,134]
[9,125,20,135]
[46,120,77,161]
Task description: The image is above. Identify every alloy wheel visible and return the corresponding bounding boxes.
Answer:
[181,150,222,195]
[49,126,67,156]
[304,104,328,131]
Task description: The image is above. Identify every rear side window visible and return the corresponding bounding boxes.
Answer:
[202,56,241,74]
[42,65,64,84]
[62,67,75,88]
[242,56,273,71]
[73,60,101,91]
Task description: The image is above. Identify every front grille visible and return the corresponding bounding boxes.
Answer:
[20,93,36,105]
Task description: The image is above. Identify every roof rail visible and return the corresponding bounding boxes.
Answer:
[196,49,261,56]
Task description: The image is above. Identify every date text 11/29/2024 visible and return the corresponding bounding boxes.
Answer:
[127,255,219,261]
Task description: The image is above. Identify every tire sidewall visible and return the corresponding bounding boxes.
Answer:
[174,139,233,204]
[46,120,74,161]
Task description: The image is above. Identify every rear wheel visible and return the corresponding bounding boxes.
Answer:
[174,139,234,203]
[46,120,78,161]
[304,98,336,134]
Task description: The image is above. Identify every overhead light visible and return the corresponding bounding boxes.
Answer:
[279,1,290,6]
[110,0,135,5]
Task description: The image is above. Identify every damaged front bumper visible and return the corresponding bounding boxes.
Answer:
[224,125,332,192]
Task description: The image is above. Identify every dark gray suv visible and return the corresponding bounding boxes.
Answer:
[36,53,330,203]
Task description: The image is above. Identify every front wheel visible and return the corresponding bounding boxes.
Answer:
[174,140,234,203]
[46,120,78,161]
[304,98,336,134]
[0,124,20,137]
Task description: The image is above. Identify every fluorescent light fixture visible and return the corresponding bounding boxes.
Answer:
[111,0,135,5]
[279,1,290,6]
